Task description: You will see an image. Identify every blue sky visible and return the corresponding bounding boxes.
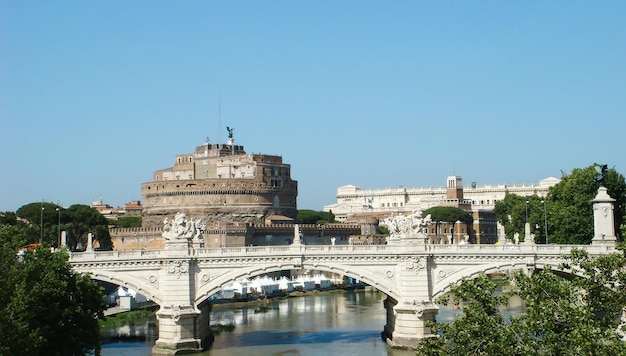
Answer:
[1,1,625,212]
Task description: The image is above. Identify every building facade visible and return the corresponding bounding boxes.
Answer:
[140,137,298,228]
[324,176,559,222]
[325,176,560,244]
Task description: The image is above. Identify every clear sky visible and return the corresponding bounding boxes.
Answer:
[1,1,625,212]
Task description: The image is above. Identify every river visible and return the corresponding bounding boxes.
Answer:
[101,289,523,356]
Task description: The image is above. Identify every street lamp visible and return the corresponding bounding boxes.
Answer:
[40,203,44,245]
[542,199,548,244]
[56,207,61,248]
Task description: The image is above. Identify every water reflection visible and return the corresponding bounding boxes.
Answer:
[102,289,523,356]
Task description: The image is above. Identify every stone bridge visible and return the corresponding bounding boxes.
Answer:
[69,240,616,354]
[68,187,619,355]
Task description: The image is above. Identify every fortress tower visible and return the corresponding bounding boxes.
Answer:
[140,135,298,228]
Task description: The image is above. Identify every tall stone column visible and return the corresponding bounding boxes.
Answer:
[60,231,67,248]
[592,187,617,245]
[86,233,93,251]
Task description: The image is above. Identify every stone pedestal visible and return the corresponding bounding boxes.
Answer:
[292,224,303,245]
[152,306,203,355]
[592,187,617,245]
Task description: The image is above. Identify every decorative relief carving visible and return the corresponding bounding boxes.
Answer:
[172,307,181,324]
[149,275,157,284]
[167,260,189,279]
[386,270,394,278]
[405,257,426,273]
[436,268,459,281]
[292,256,303,268]
[200,273,210,284]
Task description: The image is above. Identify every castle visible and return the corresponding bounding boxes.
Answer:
[110,132,365,250]
[140,131,298,228]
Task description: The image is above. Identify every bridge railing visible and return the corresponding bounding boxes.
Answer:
[428,243,615,255]
[68,243,616,262]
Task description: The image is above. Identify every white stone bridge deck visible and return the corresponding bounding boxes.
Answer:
[69,242,616,355]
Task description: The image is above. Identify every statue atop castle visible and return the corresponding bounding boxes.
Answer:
[226,126,234,145]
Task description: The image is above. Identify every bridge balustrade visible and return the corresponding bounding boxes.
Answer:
[69,243,616,263]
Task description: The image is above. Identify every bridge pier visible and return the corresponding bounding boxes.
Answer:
[152,302,212,355]
[152,235,213,355]
[383,297,438,349]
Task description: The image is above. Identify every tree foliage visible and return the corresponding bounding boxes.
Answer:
[0,225,106,356]
[416,247,626,355]
[14,203,112,251]
[423,206,473,226]
[15,202,63,246]
[60,204,111,251]
[494,164,626,244]
[110,216,142,228]
[494,194,548,243]
[296,210,336,224]
[549,165,626,244]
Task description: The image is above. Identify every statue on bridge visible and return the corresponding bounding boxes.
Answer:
[381,210,432,244]
[163,212,204,241]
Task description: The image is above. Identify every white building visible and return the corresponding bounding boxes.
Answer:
[324,176,560,222]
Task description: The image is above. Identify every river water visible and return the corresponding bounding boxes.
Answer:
[102,289,519,356]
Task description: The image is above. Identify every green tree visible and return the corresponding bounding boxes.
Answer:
[110,216,142,228]
[415,273,517,355]
[296,210,336,224]
[423,206,473,226]
[493,164,626,244]
[63,204,112,251]
[494,194,548,243]
[15,202,63,246]
[549,164,626,244]
[0,211,24,227]
[416,248,626,355]
[0,225,106,356]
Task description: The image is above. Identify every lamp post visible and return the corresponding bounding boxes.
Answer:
[40,203,44,245]
[542,199,548,244]
[56,207,61,248]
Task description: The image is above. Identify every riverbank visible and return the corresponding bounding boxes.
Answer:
[210,284,368,309]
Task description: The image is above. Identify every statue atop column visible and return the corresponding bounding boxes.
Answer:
[594,164,608,188]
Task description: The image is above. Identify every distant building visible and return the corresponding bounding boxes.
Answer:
[91,198,143,220]
[324,176,559,222]
[324,176,560,244]
[122,200,143,217]
[90,197,117,220]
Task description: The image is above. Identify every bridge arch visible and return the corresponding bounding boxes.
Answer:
[432,261,584,300]
[195,262,400,306]
[77,270,163,305]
